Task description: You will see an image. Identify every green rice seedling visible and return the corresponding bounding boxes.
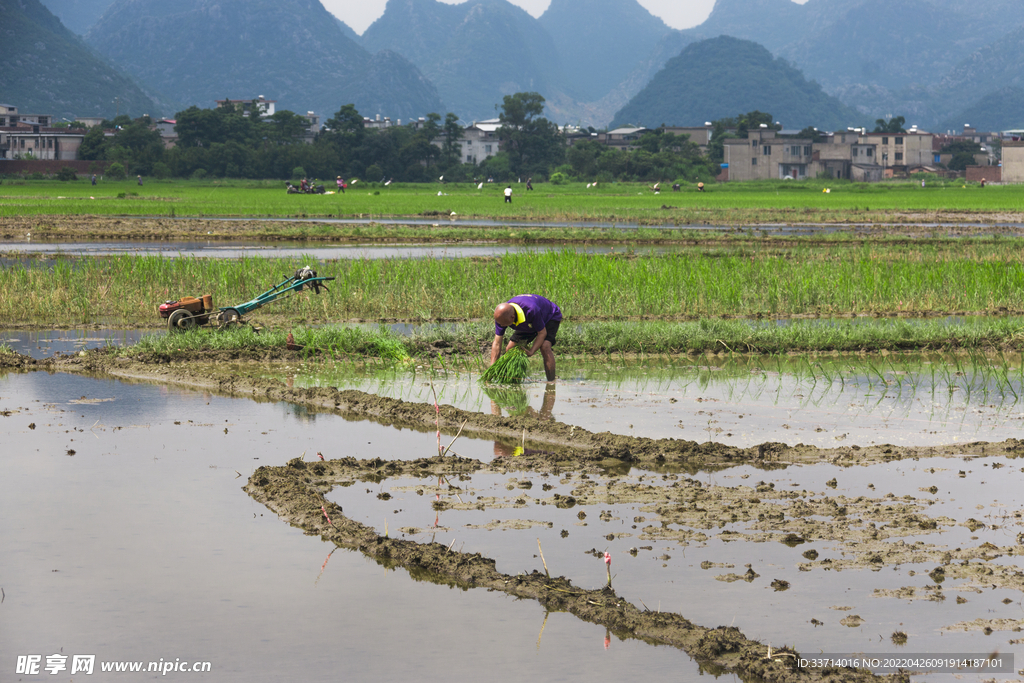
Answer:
[482,384,531,415]
[481,345,529,383]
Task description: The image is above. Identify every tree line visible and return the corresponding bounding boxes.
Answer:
[75,93,720,184]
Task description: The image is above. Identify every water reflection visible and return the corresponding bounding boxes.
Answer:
[486,383,557,458]
[0,239,676,261]
[275,351,1024,448]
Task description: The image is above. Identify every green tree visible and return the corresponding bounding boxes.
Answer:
[797,126,826,143]
[77,126,109,160]
[106,162,126,180]
[948,152,977,171]
[497,92,565,178]
[940,139,982,155]
[324,104,365,148]
[440,113,462,169]
[873,116,907,134]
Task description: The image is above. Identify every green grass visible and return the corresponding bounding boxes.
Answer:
[109,317,1024,360]
[0,177,1015,223]
[5,244,1024,326]
[121,324,410,359]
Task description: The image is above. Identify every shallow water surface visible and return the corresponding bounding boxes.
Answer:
[1,371,713,682]
[272,353,1024,448]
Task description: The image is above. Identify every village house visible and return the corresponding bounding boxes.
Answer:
[214,95,276,117]
[0,105,84,161]
[660,124,715,154]
[597,126,648,152]
[722,126,817,181]
[1002,141,1024,183]
[444,118,501,165]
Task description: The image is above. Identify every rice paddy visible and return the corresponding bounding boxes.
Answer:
[5,240,1024,332]
[6,177,1024,681]
[0,177,1016,224]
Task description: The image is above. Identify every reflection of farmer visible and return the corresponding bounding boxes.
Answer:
[504,185,512,203]
[491,294,562,382]
[490,384,556,457]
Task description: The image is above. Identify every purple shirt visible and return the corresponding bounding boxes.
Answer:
[495,294,562,336]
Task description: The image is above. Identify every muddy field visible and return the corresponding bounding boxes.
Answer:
[5,347,1023,681]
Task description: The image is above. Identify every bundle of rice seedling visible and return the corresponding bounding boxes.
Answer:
[480,346,529,383]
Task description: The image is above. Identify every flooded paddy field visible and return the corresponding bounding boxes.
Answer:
[1,371,702,682]
[0,238,677,261]
[270,351,1024,448]
[4,348,1024,681]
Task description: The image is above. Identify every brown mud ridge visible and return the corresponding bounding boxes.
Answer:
[7,348,1024,473]
[4,214,1024,243]
[246,455,903,682]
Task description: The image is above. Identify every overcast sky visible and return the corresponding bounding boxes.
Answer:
[322,0,770,35]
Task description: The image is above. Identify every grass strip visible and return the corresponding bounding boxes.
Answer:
[109,317,1024,361]
[5,246,1024,326]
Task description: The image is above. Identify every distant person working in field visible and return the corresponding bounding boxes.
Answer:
[504,185,513,203]
[336,176,345,193]
[491,294,562,382]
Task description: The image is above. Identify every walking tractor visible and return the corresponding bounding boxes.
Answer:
[159,267,335,333]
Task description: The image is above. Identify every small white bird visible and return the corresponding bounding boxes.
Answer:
[586,183,592,188]
[384,179,392,186]
[439,175,444,181]
[477,182,483,189]
[438,190,443,196]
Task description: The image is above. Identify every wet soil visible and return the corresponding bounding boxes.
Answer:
[245,454,902,682]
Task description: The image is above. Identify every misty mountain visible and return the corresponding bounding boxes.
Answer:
[334,17,360,43]
[538,0,671,102]
[86,0,443,121]
[674,0,1024,129]
[362,0,565,122]
[0,0,156,120]
[38,0,115,34]
[609,36,863,130]
[936,86,1024,134]
[936,24,1024,105]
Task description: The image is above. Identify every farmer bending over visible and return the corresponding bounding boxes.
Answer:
[491,294,562,382]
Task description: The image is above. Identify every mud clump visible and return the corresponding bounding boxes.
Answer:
[245,457,902,682]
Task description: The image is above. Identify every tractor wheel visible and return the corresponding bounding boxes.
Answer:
[219,308,242,329]
[167,309,196,333]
